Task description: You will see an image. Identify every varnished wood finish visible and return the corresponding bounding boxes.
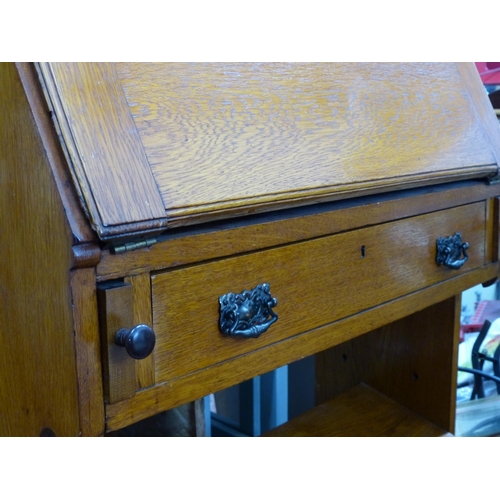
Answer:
[263,384,452,437]
[97,284,136,403]
[72,243,101,269]
[151,203,485,382]
[116,63,497,227]
[485,197,496,264]
[494,197,500,269]
[97,181,500,281]
[0,63,80,436]
[16,63,96,244]
[457,63,500,167]
[37,62,167,237]
[108,399,206,437]
[125,273,156,390]
[35,63,499,238]
[105,263,497,431]
[70,269,105,436]
[316,296,461,432]
[4,62,500,436]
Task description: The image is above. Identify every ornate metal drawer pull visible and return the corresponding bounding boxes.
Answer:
[219,283,278,338]
[436,232,470,270]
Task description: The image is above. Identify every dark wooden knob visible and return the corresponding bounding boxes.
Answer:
[115,324,156,359]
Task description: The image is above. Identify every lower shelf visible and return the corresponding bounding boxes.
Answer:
[263,384,452,437]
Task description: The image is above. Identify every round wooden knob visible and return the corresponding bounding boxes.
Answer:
[115,324,156,359]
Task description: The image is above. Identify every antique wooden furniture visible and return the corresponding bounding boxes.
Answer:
[2,62,500,436]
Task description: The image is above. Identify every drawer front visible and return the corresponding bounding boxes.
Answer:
[151,202,486,382]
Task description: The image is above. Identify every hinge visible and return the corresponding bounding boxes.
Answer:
[487,174,500,185]
[110,237,157,254]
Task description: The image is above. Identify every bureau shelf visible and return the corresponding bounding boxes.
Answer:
[264,384,452,437]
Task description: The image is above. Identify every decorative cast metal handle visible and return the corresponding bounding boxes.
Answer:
[219,283,278,338]
[436,232,470,270]
[115,324,156,359]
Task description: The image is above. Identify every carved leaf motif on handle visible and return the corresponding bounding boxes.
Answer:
[436,232,470,270]
[219,283,278,338]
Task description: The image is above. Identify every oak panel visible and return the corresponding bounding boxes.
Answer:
[70,269,105,436]
[263,384,452,437]
[457,63,500,167]
[264,384,450,437]
[97,182,500,281]
[125,273,156,390]
[36,63,500,238]
[37,62,167,234]
[18,63,96,243]
[106,264,497,431]
[316,296,461,432]
[97,284,136,403]
[151,202,485,383]
[117,62,497,224]
[0,63,79,436]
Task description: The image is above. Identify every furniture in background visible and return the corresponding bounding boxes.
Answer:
[455,312,500,437]
[458,319,500,398]
[2,62,500,436]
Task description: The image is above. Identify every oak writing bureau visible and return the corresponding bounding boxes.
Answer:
[2,62,500,436]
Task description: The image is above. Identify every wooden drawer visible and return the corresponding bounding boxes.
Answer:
[151,202,486,383]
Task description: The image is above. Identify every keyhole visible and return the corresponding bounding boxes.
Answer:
[361,245,366,258]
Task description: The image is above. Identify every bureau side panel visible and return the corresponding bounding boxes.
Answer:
[0,63,80,436]
[316,296,461,433]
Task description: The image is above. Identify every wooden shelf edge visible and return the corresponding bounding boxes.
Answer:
[263,384,453,437]
[105,264,496,432]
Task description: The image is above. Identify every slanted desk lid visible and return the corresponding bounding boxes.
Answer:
[37,62,500,240]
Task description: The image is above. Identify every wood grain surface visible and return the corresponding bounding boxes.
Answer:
[151,202,485,383]
[37,62,167,234]
[116,62,497,222]
[107,399,205,437]
[97,284,136,403]
[70,269,105,436]
[316,296,461,432]
[0,63,80,436]
[125,273,156,390]
[97,181,500,281]
[17,63,96,244]
[36,63,500,236]
[5,62,498,436]
[105,263,497,431]
[457,63,500,168]
[263,384,452,437]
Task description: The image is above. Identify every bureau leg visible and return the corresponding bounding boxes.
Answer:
[315,295,461,433]
[70,268,105,437]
